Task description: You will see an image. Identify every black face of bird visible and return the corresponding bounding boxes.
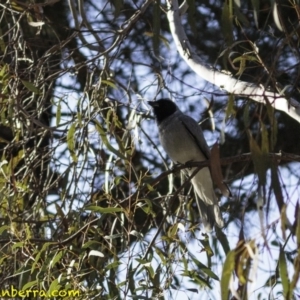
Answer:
[148,99,177,123]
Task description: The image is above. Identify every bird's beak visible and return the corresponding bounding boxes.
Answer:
[148,101,157,107]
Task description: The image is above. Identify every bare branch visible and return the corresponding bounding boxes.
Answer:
[166,0,300,123]
[122,151,300,204]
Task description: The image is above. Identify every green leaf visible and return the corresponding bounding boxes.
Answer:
[22,279,38,290]
[48,278,62,295]
[187,271,212,288]
[233,3,250,27]
[271,165,284,211]
[151,266,162,298]
[107,261,121,270]
[249,132,269,186]
[235,56,246,76]
[85,205,123,213]
[0,225,10,234]
[265,100,277,150]
[95,120,127,159]
[67,122,78,163]
[145,264,155,279]
[55,203,66,218]
[50,251,63,268]
[279,247,290,299]
[0,28,6,53]
[260,122,269,154]
[102,79,117,89]
[0,63,9,81]
[21,80,40,94]
[199,234,214,257]
[12,242,24,249]
[233,55,259,76]
[11,150,24,170]
[296,205,300,251]
[82,240,101,249]
[135,258,148,265]
[56,101,61,126]
[291,206,300,290]
[190,255,219,280]
[216,227,230,255]
[251,0,260,28]
[168,223,179,239]
[154,247,167,266]
[137,198,155,216]
[221,0,234,45]
[225,93,236,120]
[221,250,236,300]
[128,263,136,295]
[31,242,53,274]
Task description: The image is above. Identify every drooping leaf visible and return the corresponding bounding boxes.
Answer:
[265,100,277,150]
[210,143,228,197]
[67,122,78,163]
[270,165,284,212]
[11,149,24,170]
[22,279,38,291]
[233,54,259,76]
[56,100,61,126]
[0,29,6,53]
[85,205,123,213]
[216,227,230,255]
[190,254,219,280]
[233,3,250,27]
[248,132,269,186]
[221,0,234,45]
[21,80,41,94]
[273,2,284,31]
[291,206,300,290]
[48,278,62,295]
[260,122,269,154]
[31,242,53,274]
[221,250,236,300]
[102,79,117,89]
[95,120,127,160]
[278,246,290,299]
[251,0,260,28]
[225,93,236,120]
[199,234,214,257]
[49,251,64,268]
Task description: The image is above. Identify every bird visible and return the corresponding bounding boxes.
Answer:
[148,98,230,231]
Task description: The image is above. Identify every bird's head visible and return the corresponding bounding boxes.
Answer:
[148,98,178,123]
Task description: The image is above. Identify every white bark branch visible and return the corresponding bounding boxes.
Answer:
[166,0,300,123]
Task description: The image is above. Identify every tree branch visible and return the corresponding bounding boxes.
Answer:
[149,152,300,189]
[119,151,300,206]
[166,0,300,123]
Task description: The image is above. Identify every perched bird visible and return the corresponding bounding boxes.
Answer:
[148,99,230,231]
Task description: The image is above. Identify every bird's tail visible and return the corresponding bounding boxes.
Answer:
[185,167,225,231]
[195,197,224,232]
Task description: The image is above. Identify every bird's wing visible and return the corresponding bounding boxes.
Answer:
[181,114,231,198]
[180,114,211,159]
